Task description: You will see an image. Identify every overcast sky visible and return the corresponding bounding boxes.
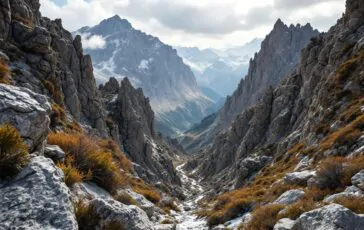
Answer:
[40,0,345,49]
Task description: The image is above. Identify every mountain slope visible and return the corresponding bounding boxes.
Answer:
[75,16,217,136]
[191,1,364,228]
[181,20,319,153]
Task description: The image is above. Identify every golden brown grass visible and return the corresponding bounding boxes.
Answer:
[160,199,181,214]
[42,80,64,103]
[74,200,100,230]
[57,155,92,187]
[200,155,299,226]
[242,204,284,230]
[130,178,161,204]
[48,132,131,193]
[0,124,29,179]
[50,103,66,127]
[332,196,364,214]
[0,60,11,84]
[114,192,138,206]
[278,199,320,220]
[315,157,345,190]
[12,15,34,27]
[161,219,175,225]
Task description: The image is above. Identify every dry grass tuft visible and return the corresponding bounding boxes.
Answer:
[332,196,364,214]
[48,132,131,193]
[0,58,11,84]
[0,124,29,179]
[74,200,100,230]
[57,155,91,187]
[130,178,161,204]
[278,199,319,220]
[242,204,284,230]
[114,192,138,206]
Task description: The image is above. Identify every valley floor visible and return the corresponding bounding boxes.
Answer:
[174,163,208,230]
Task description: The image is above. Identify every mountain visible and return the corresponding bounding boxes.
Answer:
[181,20,319,153]
[188,0,364,227]
[176,38,262,96]
[75,15,218,137]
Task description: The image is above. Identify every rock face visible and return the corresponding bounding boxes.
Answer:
[0,0,106,134]
[75,15,217,136]
[351,170,364,190]
[284,170,316,186]
[274,218,295,230]
[100,77,181,188]
[273,189,305,205]
[292,204,364,230]
[182,20,318,153]
[0,156,77,230]
[90,198,154,230]
[195,0,364,189]
[0,84,50,152]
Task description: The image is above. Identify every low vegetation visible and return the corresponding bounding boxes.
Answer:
[0,124,29,179]
[56,155,92,187]
[130,178,161,204]
[278,199,319,220]
[199,155,299,226]
[74,200,126,230]
[114,192,138,206]
[48,132,131,193]
[0,57,11,84]
[42,80,64,104]
[12,15,34,28]
[74,200,100,230]
[160,199,181,214]
[332,196,364,214]
[242,204,284,230]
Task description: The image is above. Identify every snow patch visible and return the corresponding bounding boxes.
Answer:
[138,58,153,70]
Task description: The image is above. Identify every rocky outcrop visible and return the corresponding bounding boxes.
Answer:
[292,204,364,230]
[196,0,364,189]
[0,0,106,134]
[182,20,318,153]
[0,156,77,230]
[100,77,181,189]
[76,15,216,136]
[273,189,305,205]
[284,170,316,186]
[351,170,364,190]
[90,198,154,230]
[0,84,50,152]
[274,218,295,230]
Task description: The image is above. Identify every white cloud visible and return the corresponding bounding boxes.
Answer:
[39,0,346,49]
[80,33,107,49]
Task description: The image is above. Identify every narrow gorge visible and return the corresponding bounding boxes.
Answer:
[0,0,363,230]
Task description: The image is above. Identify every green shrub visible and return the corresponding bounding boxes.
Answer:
[0,124,29,179]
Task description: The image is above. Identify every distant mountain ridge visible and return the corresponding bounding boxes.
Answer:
[176,38,262,96]
[75,15,219,136]
[181,19,319,152]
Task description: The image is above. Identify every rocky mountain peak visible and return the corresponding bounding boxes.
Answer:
[99,14,132,30]
[181,19,319,153]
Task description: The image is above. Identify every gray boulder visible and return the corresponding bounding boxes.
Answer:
[0,84,50,153]
[274,218,295,230]
[274,189,305,205]
[352,170,364,190]
[90,198,154,230]
[324,186,363,203]
[284,170,316,186]
[44,144,65,162]
[0,156,77,230]
[292,204,364,230]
